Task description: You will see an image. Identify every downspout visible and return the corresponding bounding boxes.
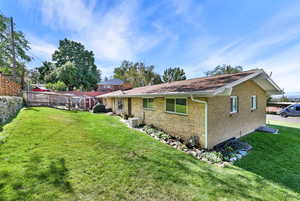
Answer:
[191,95,208,149]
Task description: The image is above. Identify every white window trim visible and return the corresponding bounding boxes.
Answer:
[230,96,238,114]
[251,95,257,110]
[165,97,188,115]
[143,98,155,110]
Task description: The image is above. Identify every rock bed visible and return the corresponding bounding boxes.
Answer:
[119,117,252,166]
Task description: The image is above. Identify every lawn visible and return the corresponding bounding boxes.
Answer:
[236,121,300,194]
[0,107,299,201]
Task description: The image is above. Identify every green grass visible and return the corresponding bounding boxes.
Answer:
[236,121,300,194]
[0,107,299,201]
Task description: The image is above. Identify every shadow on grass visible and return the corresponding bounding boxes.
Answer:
[122,148,294,200]
[235,124,300,193]
[0,107,23,133]
[0,155,75,200]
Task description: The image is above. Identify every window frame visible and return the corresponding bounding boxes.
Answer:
[143,98,155,110]
[165,97,188,115]
[117,98,123,110]
[251,95,257,110]
[230,96,238,114]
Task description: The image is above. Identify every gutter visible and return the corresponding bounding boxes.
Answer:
[97,90,216,99]
[191,95,208,149]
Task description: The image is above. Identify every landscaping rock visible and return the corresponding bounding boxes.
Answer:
[238,150,248,156]
[185,136,199,148]
[0,96,23,125]
[229,157,237,162]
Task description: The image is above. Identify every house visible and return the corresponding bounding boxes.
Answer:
[98,69,282,149]
[97,78,132,92]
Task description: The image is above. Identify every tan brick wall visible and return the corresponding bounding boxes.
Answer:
[207,80,266,149]
[0,74,21,96]
[103,80,267,149]
[106,97,206,147]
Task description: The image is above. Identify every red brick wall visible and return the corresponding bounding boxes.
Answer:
[0,74,21,96]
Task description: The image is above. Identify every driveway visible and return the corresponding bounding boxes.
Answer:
[267,114,300,124]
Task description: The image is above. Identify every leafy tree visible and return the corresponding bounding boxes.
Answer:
[0,14,31,76]
[55,62,78,90]
[28,69,40,84]
[52,39,100,90]
[205,65,243,76]
[162,67,186,83]
[46,81,67,91]
[36,61,55,83]
[114,60,162,87]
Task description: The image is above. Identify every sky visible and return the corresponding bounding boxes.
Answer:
[1,0,300,93]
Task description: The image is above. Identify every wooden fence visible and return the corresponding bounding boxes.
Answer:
[23,91,98,111]
[0,74,21,96]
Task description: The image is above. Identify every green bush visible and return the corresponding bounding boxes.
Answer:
[46,81,67,91]
[202,151,223,163]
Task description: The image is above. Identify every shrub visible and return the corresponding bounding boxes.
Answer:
[92,104,106,113]
[202,151,223,163]
[46,81,67,91]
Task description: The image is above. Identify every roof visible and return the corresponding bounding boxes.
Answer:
[98,69,283,98]
[58,91,108,97]
[98,78,124,85]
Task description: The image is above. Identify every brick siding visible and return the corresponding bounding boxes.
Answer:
[0,74,21,96]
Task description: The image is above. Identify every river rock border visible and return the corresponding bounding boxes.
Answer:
[119,117,252,167]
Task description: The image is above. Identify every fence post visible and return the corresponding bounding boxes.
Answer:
[68,96,71,110]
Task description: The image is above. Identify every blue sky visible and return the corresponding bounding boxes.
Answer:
[1,0,300,92]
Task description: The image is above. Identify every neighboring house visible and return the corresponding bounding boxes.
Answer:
[98,69,282,149]
[97,78,132,92]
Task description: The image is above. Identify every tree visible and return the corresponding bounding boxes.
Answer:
[28,69,40,84]
[55,62,78,90]
[51,39,100,90]
[162,67,186,83]
[114,60,162,87]
[46,81,67,91]
[0,14,31,77]
[36,61,55,83]
[205,65,243,76]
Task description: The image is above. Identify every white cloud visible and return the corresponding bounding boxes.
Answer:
[191,2,300,92]
[38,0,164,62]
[27,35,56,61]
[40,0,96,32]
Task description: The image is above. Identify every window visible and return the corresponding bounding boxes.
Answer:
[230,96,238,113]
[117,99,123,110]
[296,106,300,111]
[143,98,154,109]
[251,96,257,110]
[166,98,187,114]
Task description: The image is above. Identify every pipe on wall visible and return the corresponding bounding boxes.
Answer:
[191,95,208,149]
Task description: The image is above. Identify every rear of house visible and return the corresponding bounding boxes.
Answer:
[98,69,282,149]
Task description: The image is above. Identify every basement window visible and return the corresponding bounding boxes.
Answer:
[230,96,238,113]
[251,96,257,110]
[143,98,154,109]
[166,98,187,114]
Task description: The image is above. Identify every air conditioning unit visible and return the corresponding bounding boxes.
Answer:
[128,117,140,128]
